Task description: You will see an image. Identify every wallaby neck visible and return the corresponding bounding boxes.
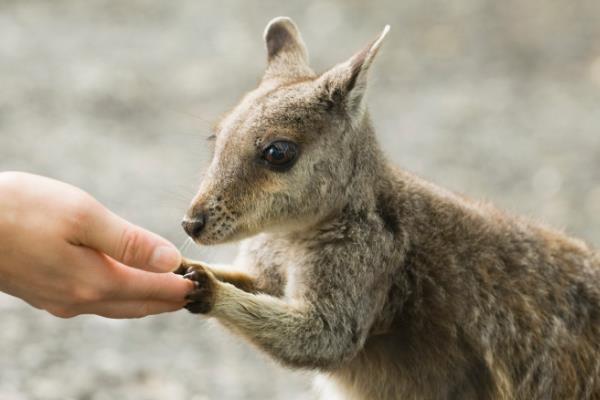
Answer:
[341,114,394,213]
[307,114,394,232]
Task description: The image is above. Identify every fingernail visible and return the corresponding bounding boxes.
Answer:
[149,246,181,271]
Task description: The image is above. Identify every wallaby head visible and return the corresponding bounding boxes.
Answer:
[182,17,390,244]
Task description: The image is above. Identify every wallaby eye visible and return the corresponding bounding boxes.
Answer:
[261,141,298,170]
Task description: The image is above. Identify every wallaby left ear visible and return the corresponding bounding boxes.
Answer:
[263,17,315,82]
[320,25,390,116]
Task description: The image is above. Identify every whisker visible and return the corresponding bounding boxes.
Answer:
[179,237,193,254]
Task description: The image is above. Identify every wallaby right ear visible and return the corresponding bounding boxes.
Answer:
[262,17,315,82]
[319,25,390,120]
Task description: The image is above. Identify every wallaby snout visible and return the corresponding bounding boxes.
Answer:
[181,213,206,238]
[183,185,240,244]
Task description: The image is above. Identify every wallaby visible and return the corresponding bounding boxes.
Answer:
[178,16,600,400]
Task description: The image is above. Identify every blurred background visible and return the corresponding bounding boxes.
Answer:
[1,0,599,399]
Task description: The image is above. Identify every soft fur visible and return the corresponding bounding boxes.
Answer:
[180,17,600,399]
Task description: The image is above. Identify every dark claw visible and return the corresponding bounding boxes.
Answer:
[183,271,199,280]
[173,263,197,276]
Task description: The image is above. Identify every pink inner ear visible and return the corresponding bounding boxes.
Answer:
[265,22,294,60]
[263,17,308,62]
[262,17,315,82]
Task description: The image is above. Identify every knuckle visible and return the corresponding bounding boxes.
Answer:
[118,226,145,266]
[70,286,102,304]
[47,306,78,319]
[135,302,151,318]
[67,193,96,237]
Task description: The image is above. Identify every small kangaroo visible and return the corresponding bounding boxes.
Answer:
[178,16,600,400]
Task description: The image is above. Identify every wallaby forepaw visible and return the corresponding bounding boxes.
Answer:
[176,258,217,314]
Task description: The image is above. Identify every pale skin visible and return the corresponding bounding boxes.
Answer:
[0,171,194,319]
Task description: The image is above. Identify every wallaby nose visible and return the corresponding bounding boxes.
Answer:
[181,213,206,238]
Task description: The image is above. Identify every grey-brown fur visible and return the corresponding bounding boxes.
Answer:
[180,17,600,399]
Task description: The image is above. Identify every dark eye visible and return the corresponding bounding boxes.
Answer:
[261,141,298,170]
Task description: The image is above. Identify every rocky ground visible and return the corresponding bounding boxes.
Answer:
[0,0,599,399]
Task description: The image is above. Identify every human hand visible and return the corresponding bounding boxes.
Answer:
[0,172,193,318]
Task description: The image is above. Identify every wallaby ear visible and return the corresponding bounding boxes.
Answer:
[263,17,315,82]
[320,25,390,117]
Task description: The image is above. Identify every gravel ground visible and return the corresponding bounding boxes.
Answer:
[1,1,599,399]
